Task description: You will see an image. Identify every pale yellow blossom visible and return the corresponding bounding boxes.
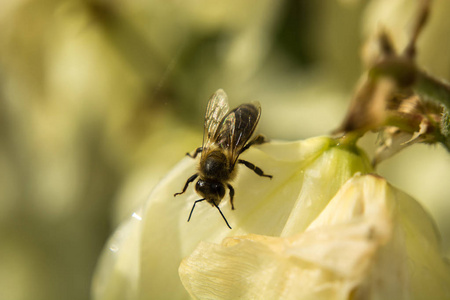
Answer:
[92,136,449,299]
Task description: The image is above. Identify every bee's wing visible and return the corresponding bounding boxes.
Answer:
[215,102,261,165]
[202,89,230,154]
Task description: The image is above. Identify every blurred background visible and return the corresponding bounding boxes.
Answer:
[0,0,449,299]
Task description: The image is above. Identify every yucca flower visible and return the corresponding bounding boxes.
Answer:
[180,174,450,299]
[92,136,450,299]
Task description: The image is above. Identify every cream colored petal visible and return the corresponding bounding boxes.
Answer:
[179,175,450,300]
[93,137,373,299]
[91,210,143,300]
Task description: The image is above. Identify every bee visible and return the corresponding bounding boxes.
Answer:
[174,89,272,229]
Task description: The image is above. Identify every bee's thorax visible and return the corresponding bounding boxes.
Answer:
[200,150,230,179]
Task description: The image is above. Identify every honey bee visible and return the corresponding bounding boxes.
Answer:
[174,89,272,229]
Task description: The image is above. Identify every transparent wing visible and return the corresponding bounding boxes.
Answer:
[201,89,229,156]
[214,102,261,166]
[214,112,236,150]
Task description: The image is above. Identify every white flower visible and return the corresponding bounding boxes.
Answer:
[179,174,450,299]
[92,136,449,299]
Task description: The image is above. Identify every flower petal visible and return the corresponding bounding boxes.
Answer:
[179,175,450,300]
[93,137,373,299]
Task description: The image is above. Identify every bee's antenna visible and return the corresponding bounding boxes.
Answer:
[187,199,232,229]
[213,203,232,229]
[188,199,206,222]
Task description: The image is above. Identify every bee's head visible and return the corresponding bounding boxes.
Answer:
[195,179,225,203]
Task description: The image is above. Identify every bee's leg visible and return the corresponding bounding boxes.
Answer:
[238,159,272,179]
[174,173,198,196]
[227,184,235,210]
[186,147,203,158]
[239,134,267,154]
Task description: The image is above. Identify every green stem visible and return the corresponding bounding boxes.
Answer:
[370,59,450,149]
[414,71,450,110]
[414,72,450,151]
